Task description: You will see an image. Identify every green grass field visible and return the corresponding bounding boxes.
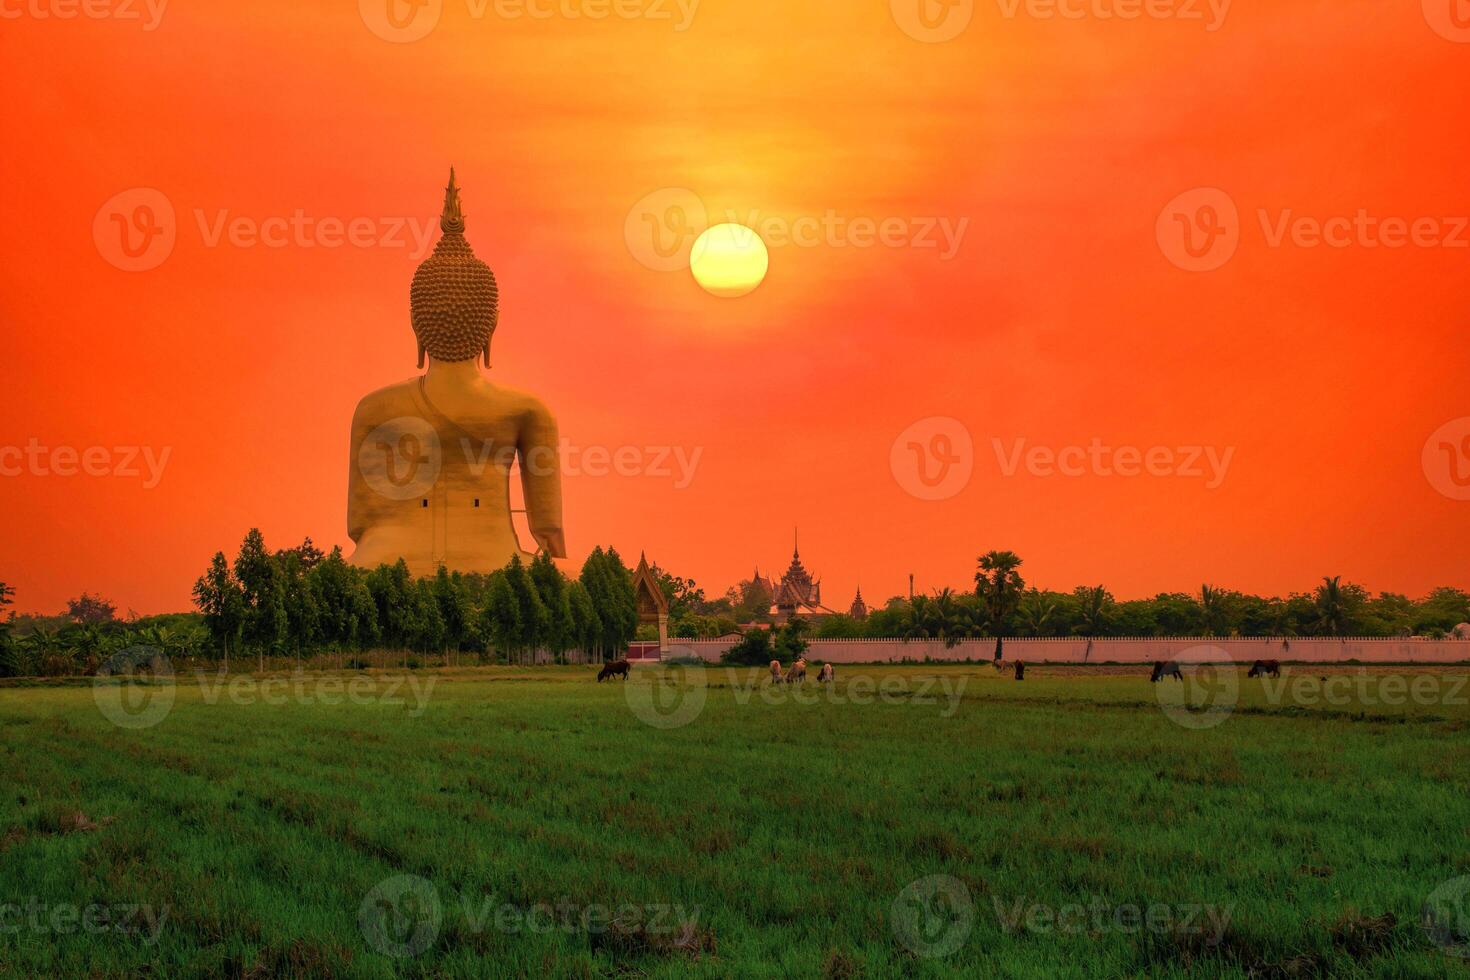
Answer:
[2,664,1468,978]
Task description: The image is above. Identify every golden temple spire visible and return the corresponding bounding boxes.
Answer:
[440,166,465,234]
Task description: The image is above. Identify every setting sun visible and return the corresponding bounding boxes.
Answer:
[690,223,769,297]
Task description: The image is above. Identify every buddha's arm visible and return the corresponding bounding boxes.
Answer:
[519,404,565,557]
[345,407,372,543]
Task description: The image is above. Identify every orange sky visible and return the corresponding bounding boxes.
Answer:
[2,0,1468,615]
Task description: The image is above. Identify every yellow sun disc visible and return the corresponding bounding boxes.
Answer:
[690,223,769,298]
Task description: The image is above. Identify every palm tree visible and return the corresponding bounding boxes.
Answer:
[22,627,65,674]
[64,623,113,671]
[1016,593,1057,637]
[1073,586,1114,637]
[975,551,1025,634]
[1198,584,1233,637]
[1313,576,1350,636]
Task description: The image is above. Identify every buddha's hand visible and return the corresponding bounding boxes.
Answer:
[533,529,567,559]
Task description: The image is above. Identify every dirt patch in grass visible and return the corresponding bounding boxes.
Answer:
[1329,911,1398,960]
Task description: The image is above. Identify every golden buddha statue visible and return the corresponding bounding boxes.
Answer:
[347,170,565,576]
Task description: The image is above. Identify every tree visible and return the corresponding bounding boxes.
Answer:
[975,551,1025,634]
[66,592,117,625]
[275,536,326,570]
[720,626,774,666]
[1198,584,1241,636]
[279,552,322,660]
[566,581,602,661]
[193,551,245,666]
[0,582,16,678]
[366,560,419,653]
[410,579,446,655]
[529,552,572,659]
[1311,576,1363,637]
[579,548,637,660]
[775,617,812,661]
[480,570,521,663]
[234,529,288,667]
[432,567,474,660]
[504,555,549,663]
[1072,586,1115,637]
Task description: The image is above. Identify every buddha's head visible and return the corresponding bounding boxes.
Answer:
[410,169,500,368]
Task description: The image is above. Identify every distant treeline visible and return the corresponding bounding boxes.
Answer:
[3,547,1466,678]
[681,551,1470,643]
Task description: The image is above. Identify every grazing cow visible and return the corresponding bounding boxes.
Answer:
[598,660,631,682]
[784,658,807,684]
[1014,661,1025,681]
[769,660,784,684]
[1150,660,1183,683]
[818,663,834,683]
[1247,659,1281,679]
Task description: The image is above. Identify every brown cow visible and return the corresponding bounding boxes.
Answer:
[818,663,834,683]
[598,660,631,682]
[1014,661,1025,681]
[784,658,807,684]
[1247,659,1281,679]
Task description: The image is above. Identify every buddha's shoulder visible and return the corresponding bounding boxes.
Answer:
[350,378,422,421]
[488,384,556,421]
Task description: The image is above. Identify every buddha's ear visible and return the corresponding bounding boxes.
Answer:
[417,343,426,370]
[483,337,493,369]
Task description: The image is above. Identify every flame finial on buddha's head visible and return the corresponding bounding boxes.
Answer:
[409,168,499,367]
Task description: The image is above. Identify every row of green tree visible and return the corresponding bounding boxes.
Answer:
[188,532,640,666]
[662,551,1470,641]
